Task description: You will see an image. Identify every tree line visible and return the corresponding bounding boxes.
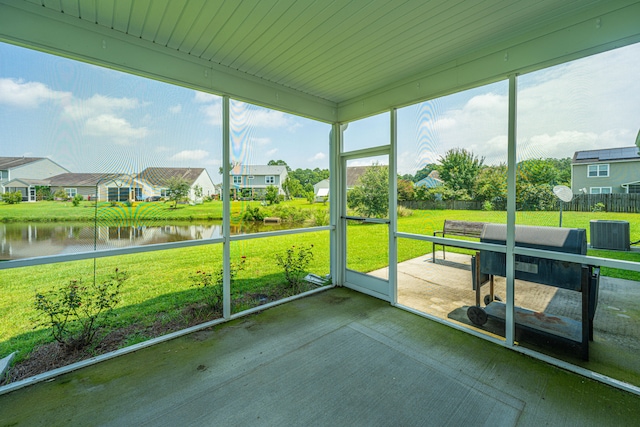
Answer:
[348,148,572,217]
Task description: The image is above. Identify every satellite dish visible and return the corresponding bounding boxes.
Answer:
[553,185,573,202]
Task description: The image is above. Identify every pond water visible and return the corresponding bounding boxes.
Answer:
[0,221,297,260]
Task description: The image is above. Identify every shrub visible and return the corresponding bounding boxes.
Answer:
[1,191,22,204]
[275,245,314,295]
[72,194,83,207]
[53,189,68,201]
[33,268,128,351]
[397,206,413,217]
[592,202,606,212]
[242,207,264,221]
[271,205,310,223]
[190,258,246,312]
[482,200,493,211]
[265,185,280,205]
[305,191,315,204]
[313,208,329,226]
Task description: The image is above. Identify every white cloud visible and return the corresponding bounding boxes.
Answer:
[308,152,326,162]
[0,78,70,108]
[194,92,220,103]
[250,137,271,146]
[232,101,299,130]
[201,102,222,126]
[84,114,148,144]
[169,149,209,161]
[62,93,140,120]
[169,104,182,114]
[266,148,278,157]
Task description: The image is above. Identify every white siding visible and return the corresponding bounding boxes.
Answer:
[9,159,69,181]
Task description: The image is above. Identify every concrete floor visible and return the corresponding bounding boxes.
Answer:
[393,251,640,386]
[1,287,639,426]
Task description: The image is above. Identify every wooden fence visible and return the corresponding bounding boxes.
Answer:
[560,193,640,213]
[400,194,640,213]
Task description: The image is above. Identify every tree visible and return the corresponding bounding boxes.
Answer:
[193,184,203,199]
[166,176,191,208]
[517,158,558,186]
[413,164,436,183]
[475,164,507,204]
[282,176,303,199]
[397,179,415,201]
[265,185,280,205]
[437,148,484,198]
[347,164,388,218]
[268,159,291,172]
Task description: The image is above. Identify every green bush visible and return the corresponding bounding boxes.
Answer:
[72,194,83,207]
[53,189,68,201]
[271,205,310,222]
[242,207,265,221]
[33,269,128,351]
[482,200,493,211]
[1,191,22,204]
[592,202,606,212]
[275,245,314,295]
[190,258,246,312]
[313,208,329,226]
[397,206,413,217]
[305,191,315,204]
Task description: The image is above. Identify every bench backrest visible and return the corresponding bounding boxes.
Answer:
[443,220,485,238]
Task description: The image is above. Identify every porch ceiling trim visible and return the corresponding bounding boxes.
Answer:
[1,1,640,124]
[0,1,338,123]
[337,2,640,122]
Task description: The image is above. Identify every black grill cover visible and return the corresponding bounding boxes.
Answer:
[480,224,587,291]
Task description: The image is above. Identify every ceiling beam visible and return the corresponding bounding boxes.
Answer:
[0,1,338,124]
[338,1,640,123]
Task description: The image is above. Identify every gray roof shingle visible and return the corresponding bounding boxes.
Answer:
[136,168,205,186]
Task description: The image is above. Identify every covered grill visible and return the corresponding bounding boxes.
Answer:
[469,224,600,360]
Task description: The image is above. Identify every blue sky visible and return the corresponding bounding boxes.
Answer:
[1,41,639,180]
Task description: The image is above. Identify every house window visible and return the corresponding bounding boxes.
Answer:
[0,170,7,181]
[265,176,275,184]
[587,164,609,177]
[160,188,169,197]
[65,188,77,198]
[233,176,242,185]
[628,184,640,194]
[590,187,612,194]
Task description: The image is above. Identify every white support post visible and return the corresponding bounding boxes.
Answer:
[389,108,398,305]
[330,122,345,286]
[506,75,518,346]
[222,96,231,319]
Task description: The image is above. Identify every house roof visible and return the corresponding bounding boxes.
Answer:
[415,177,444,188]
[2,177,51,187]
[233,165,287,176]
[2,2,637,124]
[572,146,640,164]
[136,168,206,186]
[47,173,129,187]
[346,166,386,188]
[0,157,48,170]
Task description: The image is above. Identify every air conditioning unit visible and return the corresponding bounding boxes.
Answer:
[590,220,630,251]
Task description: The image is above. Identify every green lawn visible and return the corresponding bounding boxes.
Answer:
[0,199,319,223]
[1,204,639,367]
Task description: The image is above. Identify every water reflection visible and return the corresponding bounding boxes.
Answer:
[0,221,293,260]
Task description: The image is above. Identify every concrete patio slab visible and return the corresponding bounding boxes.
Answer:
[0,287,638,426]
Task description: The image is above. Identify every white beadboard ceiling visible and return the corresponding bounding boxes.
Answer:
[2,0,640,122]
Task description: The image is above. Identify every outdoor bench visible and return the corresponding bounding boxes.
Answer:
[432,220,487,262]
